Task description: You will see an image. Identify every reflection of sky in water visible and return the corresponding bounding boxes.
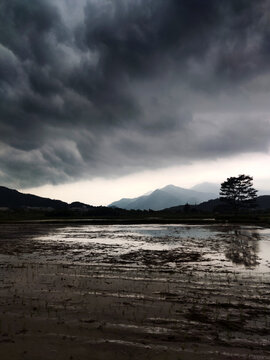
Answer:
[259,240,270,263]
[127,225,214,239]
[34,224,270,271]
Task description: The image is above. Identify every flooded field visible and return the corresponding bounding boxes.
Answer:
[0,223,270,359]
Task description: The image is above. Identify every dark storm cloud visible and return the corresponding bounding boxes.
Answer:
[0,0,270,187]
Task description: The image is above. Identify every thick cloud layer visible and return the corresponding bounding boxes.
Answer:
[0,0,270,187]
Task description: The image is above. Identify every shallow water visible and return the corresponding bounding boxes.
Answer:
[0,223,270,274]
[0,223,270,359]
[25,224,270,272]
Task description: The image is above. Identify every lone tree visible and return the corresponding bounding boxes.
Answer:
[220,175,258,210]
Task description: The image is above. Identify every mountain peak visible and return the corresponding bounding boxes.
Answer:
[109,184,217,210]
[161,184,186,191]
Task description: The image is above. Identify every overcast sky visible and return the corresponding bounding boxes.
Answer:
[1,0,270,205]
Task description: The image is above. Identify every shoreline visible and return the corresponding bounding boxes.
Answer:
[0,217,269,227]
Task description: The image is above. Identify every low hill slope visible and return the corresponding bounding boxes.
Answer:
[165,196,270,212]
[0,186,68,209]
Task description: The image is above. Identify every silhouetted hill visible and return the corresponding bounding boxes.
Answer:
[0,186,137,217]
[256,196,270,210]
[165,196,270,212]
[69,202,94,209]
[0,186,68,209]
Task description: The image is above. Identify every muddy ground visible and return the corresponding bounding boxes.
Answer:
[0,223,270,359]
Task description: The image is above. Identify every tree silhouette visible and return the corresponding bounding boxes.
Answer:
[220,175,257,210]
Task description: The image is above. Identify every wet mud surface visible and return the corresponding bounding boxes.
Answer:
[0,223,270,359]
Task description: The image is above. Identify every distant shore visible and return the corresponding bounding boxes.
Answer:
[1,215,270,227]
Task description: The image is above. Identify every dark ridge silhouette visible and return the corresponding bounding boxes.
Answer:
[165,196,270,213]
[0,186,134,217]
[256,195,270,210]
[0,186,68,209]
[1,185,270,215]
[69,202,94,209]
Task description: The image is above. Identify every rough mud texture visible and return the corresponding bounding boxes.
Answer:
[118,249,202,266]
[0,223,270,359]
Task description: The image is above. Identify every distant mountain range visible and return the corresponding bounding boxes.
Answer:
[0,183,219,211]
[109,182,270,211]
[1,184,270,213]
[109,184,218,210]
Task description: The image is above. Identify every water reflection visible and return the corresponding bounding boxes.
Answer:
[225,229,260,268]
[0,223,269,271]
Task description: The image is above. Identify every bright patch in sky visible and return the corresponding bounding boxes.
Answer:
[23,152,270,206]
